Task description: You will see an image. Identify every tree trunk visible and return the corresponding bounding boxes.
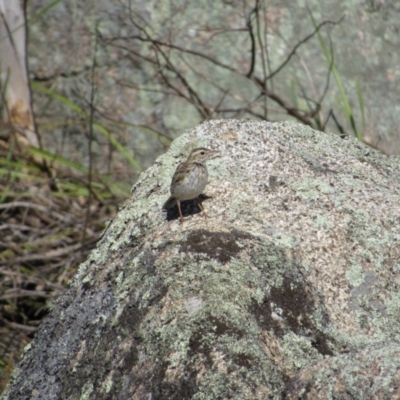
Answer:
[2,120,400,399]
[0,0,38,147]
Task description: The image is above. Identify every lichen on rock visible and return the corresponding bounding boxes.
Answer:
[3,120,400,399]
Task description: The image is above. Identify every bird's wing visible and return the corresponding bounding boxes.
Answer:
[171,161,192,186]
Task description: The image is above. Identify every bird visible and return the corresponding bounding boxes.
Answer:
[163,147,219,222]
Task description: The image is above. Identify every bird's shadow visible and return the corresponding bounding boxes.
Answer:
[164,194,212,221]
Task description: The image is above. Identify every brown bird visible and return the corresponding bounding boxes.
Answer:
[163,147,219,222]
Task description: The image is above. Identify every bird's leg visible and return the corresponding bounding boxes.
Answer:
[197,198,208,218]
[177,200,184,223]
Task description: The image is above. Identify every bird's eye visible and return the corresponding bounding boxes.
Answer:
[201,151,205,155]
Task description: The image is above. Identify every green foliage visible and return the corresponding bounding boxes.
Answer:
[31,82,143,173]
[28,147,130,198]
[309,10,365,140]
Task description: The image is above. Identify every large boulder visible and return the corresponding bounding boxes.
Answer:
[2,120,400,399]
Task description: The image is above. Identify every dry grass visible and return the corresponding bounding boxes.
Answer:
[0,142,126,391]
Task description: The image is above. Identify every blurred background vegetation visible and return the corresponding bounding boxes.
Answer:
[1,0,400,392]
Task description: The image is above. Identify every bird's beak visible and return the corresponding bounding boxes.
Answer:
[210,150,220,159]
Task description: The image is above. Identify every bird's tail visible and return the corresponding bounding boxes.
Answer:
[162,196,177,210]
